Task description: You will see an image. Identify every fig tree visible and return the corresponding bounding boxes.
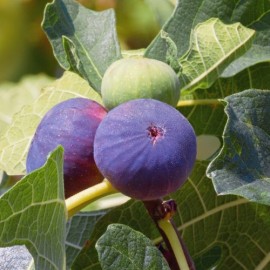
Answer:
[94,99,197,201]
[26,98,107,198]
[101,57,180,110]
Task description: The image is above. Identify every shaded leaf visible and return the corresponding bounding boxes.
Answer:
[66,211,107,269]
[72,200,158,270]
[96,224,170,270]
[0,71,102,175]
[207,89,270,205]
[194,62,270,100]
[0,147,66,270]
[42,0,121,91]
[222,2,270,76]
[221,45,270,77]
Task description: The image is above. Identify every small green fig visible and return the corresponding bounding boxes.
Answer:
[101,57,180,110]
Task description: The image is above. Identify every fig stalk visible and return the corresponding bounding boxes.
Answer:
[143,200,195,270]
[158,219,189,270]
[66,179,117,218]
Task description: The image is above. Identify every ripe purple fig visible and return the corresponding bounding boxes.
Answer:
[94,99,197,201]
[26,98,107,198]
[101,57,180,110]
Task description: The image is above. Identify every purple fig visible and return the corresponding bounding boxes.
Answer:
[94,99,197,201]
[26,98,107,198]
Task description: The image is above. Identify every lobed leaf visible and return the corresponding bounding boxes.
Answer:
[207,89,270,205]
[0,71,102,176]
[42,0,121,92]
[0,147,66,270]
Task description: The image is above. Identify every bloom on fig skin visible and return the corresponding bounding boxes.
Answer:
[94,99,197,201]
[26,98,107,198]
[101,57,180,110]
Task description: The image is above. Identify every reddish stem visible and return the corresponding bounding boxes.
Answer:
[143,199,195,270]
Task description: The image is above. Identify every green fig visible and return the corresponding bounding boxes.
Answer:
[101,57,180,110]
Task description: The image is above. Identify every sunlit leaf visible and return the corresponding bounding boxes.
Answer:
[0,74,52,135]
[178,18,255,93]
[0,147,66,270]
[0,71,102,175]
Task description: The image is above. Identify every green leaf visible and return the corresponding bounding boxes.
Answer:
[194,62,270,100]
[66,211,107,269]
[0,74,53,135]
[42,0,121,92]
[72,200,158,270]
[0,71,102,176]
[222,3,270,76]
[160,30,180,72]
[221,45,270,77]
[172,162,270,269]
[207,89,270,205]
[96,224,170,270]
[73,161,270,270]
[0,147,66,270]
[145,0,270,76]
[178,18,255,93]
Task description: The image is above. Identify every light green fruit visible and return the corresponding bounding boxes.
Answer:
[101,57,180,110]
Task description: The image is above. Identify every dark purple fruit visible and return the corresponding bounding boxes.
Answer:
[26,98,107,198]
[94,99,196,201]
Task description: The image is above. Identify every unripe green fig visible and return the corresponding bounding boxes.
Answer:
[101,57,180,110]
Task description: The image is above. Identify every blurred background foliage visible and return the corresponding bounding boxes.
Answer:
[0,0,175,83]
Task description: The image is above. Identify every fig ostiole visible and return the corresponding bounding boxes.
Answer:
[26,98,107,198]
[94,99,197,201]
[101,57,180,110]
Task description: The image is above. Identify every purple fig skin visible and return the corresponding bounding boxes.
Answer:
[94,99,197,201]
[26,98,107,198]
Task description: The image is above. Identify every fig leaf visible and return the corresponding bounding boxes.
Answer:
[0,147,66,270]
[207,89,270,205]
[42,0,121,92]
[96,224,170,270]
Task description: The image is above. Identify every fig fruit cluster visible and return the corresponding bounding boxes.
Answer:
[101,57,180,110]
[26,98,107,198]
[94,99,197,200]
[27,58,195,200]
